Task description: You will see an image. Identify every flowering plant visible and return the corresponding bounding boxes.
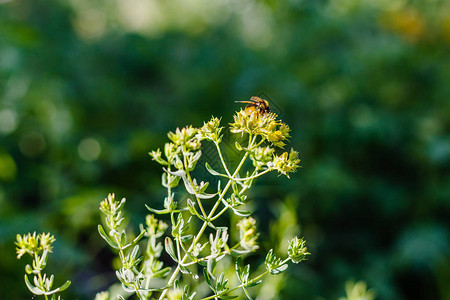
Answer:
[16,104,309,300]
[15,232,71,300]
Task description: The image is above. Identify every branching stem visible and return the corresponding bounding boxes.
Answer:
[158,148,251,300]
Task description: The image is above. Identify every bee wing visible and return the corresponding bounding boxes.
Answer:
[235,100,254,104]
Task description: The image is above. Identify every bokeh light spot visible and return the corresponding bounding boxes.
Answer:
[0,109,18,134]
[72,8,107,41]
[19,132,46,157]
[0,150,17,181]
[78,138,101,161]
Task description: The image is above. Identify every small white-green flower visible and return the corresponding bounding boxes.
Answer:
[287,236,310,264]
[237,217,259,251]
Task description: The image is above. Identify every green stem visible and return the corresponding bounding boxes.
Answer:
[210,166,259,222]
[184,152,208,218]
[180,243,240,267]
[145,172,173,291]
[214,141,231,177]
[231,168,271,181]
[209,206,228,222]
[158,151,251,300]
[200,270,270,300]
[113,234,145,300]
[35,261,49,300]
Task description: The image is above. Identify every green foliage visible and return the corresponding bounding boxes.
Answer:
[15,233,71,299]
[2,0,449,299]
[95,109,307,299]
[15,108,310,299]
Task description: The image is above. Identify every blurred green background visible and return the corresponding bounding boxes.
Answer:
[0,0,449,299]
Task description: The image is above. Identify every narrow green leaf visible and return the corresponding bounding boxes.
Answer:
[217,272,225,287]
[231,181,239,194]
[25,264,33,274]
[179,265,199,279]
[48,274,55,289]
[196,192,217,199]
[162,172,169,188]
[24,275,44,295]
[242,287,253,300]
[181,235,193,243]
[216,254,226,262]
[203,268,216,292]
[146,204,187,214]
[119,230,127,246]
[198,260,208,267]
[117,197,126,211]
[205,162,227,177]
[165,168,186,177]
[130,245,140,261]
[98,225,119,249]
[231,248,252,256]
[131,230,146,244]
[247,280,262,288]
[58,280,71,292]
[231,208,252,217]
[270,264,288,275]
[235,257,242,281]
[38,250,49,270]
[152,266,172,278]
[164,237,178,262]
[198,181,210,193]
[207,257,217,279]
[145,204,171,214]
[219,295,238,299]
[173,279,180,290]
[243,264,250,282]
[134,256,144,267]
[187,200,207,221]
[180,174,197,195]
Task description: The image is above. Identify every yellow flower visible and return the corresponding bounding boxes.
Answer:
[270,149,301,178]
[15,232,38,259]
[230,109,290,148]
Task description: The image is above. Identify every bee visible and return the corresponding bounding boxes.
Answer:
[236,96,271,116]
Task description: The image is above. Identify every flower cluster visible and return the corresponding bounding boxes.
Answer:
[167,126,201,151]
[200,117,222,142]
[145,214,168,238]
[15,232,55,259]
[15,232,71,298]
[270,149,301,178]
[228,109,301,178]
[230,109,290,148]
[149,125,205,173]
[287,236,310,264]
[250,146,275,170]
[99,193,126,234]
[237,217,259,251]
